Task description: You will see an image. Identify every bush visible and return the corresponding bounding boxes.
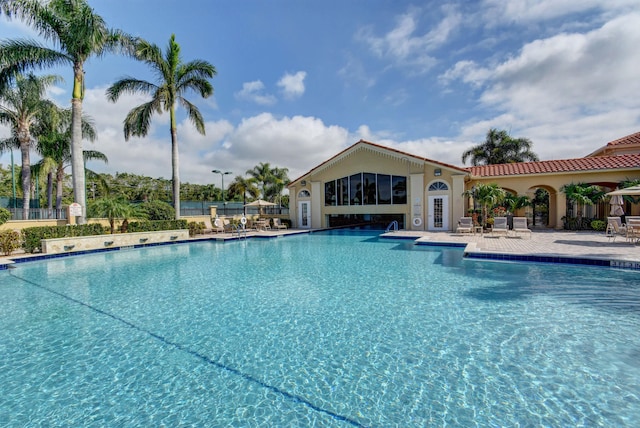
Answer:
[22,224,105,253]
[139,200,175,220]
[0,230,21,256]
[0,207,10,225]
[188,221,205,237]
[127,219,188,233]
[590,219,606,231]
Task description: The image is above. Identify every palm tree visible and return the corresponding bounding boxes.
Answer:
[0,0,135,223]
[266,166,290,203]
[561,182,604,227]
[88,196,138,234]
[35,102,102,211]
[106,34,216,220]
[462,128,539,166]
[0,72,61,218]
[463,183,506,227]
[227,175,259,209]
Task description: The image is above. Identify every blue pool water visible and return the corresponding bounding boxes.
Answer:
[1,230,639,426]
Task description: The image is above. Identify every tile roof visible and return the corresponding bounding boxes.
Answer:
[288,139,467,185]
[605,131,640,147]
[468,154,640,177]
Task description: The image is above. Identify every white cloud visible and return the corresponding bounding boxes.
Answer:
[441,12,640,162]
[235,80,277,106]
[277,71,307,99]
[356,6,461,74]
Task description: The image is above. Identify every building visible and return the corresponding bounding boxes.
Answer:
[288,132,640,230]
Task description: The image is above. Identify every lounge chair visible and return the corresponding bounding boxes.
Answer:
[491,217,509,237]
[202,217,215,234]
[213,218,226,233]
[606,217,627,241]
[272,218,287,229]
[512,217,531,238]
[456,217,473,234]
[626,218,640,243]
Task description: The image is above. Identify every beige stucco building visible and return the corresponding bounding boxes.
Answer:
[288,132,640,231]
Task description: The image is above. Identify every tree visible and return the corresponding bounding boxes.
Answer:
[0,0,135,223]
[462,128,539,166]
[88,196,140,234]
[245,162,290,202]
[561,182,604,225]
[0,72,60,218]
[227,175,259,206]
[35,103,102,211]
[106,34,216,220]
[463,183,506,227]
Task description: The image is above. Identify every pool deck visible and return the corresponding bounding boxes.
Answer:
[2,228,639,270]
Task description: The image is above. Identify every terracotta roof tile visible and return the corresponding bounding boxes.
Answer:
[606,131,640,147]
[468,154,640,177]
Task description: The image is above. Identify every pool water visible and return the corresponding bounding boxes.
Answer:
[1,231,639,426]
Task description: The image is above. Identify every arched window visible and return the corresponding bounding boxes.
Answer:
[298,190,311,198]
[428,181,449,191]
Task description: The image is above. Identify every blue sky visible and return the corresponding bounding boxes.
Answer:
[1,0,640,185]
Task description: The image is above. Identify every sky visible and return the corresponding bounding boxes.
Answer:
[1,0,640,187]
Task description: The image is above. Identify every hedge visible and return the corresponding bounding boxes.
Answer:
[22,224,105,254]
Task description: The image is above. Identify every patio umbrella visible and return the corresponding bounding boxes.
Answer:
[244,199,277,215]
[609,194,625,216]
[606,185,640,196]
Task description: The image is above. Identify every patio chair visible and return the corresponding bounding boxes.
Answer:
[626,218,640,243]
[512,217,531,238]
[606,217,627,242]
[491,217,509,237]
[213,218,226,233]
[456,217,473,234]
[202,217,215,234]
[272,218,288,230]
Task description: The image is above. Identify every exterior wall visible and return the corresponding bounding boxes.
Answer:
[468,168,640,229]
[288,144,467,230]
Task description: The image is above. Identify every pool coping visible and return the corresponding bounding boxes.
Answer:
[3,229,639,271]
[0,229,312,270]
[380,234,640,270]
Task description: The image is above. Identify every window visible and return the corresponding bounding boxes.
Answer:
[338,177,348,205]
[324,173,406,206]
[392,176,407,204]
[377,174,391,204]
[363,173,377,205]
[428,181,449,191]
[350,173,362,205]
[325,181,336,206]
[298,190,311,198]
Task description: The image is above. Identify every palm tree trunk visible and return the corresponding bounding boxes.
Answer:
[170,109,180,220]
[56,166,64,211]
[47,171,53,210]
[71,63,86,224]
[19,130,31,220]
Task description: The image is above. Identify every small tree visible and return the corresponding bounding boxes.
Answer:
[561,183,604,226]
[89,197,143,234]
[463,183,506,227]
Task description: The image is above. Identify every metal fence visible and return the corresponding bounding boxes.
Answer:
[8,208,68,220]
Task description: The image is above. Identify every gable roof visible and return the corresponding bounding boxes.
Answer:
[468,153,640,178]
[587,131,640,157]
[288,139,467,186]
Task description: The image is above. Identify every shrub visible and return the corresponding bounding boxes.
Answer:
[188,221,205,237]
[127,219,188,233]
[590,219,606,231]
[22,224,105,253]
[0,207,10,225]
[139,200,175,220]
[0,230,21,256]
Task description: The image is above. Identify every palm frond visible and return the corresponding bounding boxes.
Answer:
[178,97,205,135]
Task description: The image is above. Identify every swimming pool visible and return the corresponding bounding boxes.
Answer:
[1,230,639,426]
